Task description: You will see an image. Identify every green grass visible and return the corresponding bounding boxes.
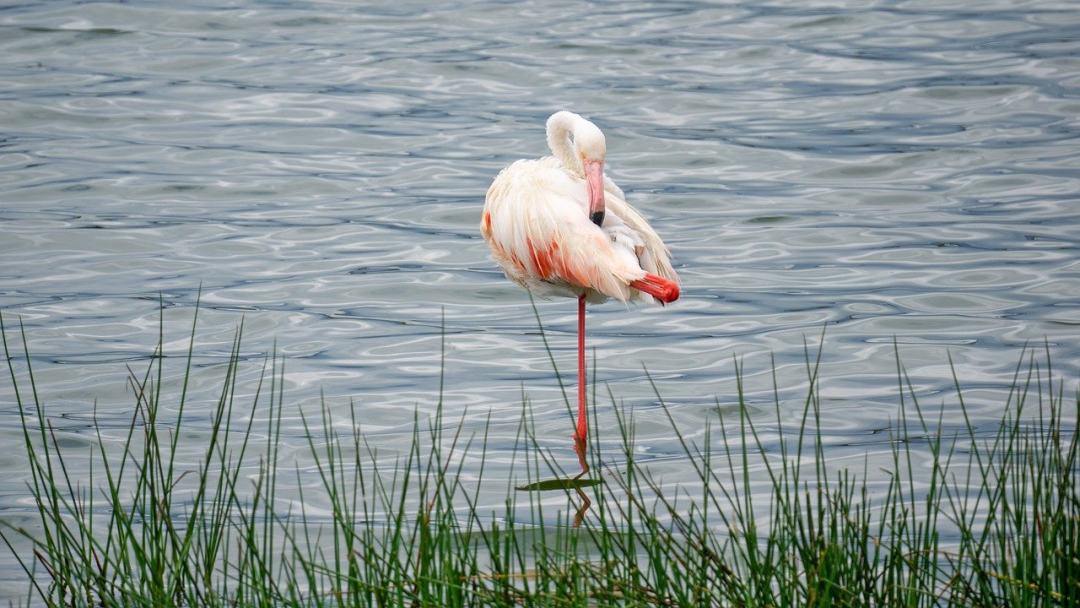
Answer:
[1,305,1078,607]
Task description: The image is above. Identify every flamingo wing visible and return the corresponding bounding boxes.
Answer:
[602,192,678,285]
[482,158,647,303]
[547,147,677,290]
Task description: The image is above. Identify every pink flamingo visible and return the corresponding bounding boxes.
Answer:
[481,111,680,478]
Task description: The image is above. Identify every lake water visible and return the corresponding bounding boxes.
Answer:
[1,0,1079,597]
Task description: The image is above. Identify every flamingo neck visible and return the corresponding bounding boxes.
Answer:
[546,111,585,177]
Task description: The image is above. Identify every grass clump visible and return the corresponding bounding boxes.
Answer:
[0,307,1078,607]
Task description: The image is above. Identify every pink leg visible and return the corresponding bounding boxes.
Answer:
[574,294,589,478]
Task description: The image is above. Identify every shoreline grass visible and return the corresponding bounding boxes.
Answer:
[1,308,1078,607]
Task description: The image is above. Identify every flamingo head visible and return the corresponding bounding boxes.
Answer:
[573,120,607,227]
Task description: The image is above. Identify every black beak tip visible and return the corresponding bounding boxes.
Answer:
[589,211,605,227]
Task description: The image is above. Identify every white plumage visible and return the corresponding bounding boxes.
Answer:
[481,111,679,305]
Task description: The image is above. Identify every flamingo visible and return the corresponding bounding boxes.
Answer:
[480,110,680,479]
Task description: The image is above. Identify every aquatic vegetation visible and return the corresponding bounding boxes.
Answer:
[1,308,1077,607]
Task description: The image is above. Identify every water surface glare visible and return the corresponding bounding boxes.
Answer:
[1,0,1079,595]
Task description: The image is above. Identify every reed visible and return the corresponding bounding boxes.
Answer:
[1,306,1077,607]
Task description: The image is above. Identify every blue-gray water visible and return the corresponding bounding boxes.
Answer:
[1,0,1079,596]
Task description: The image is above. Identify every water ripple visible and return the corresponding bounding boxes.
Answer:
[0,1,1078,590]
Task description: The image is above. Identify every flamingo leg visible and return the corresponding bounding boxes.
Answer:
[574,293,590,478]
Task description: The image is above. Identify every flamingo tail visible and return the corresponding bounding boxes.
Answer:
[629,273,680,304]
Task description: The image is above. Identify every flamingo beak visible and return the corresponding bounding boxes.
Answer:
[583,159,605,227]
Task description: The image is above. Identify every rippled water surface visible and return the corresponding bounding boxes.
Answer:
[2,0,1079,594]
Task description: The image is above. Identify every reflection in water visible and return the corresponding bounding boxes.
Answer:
[515,477,599,528]
[573,487,591,529]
